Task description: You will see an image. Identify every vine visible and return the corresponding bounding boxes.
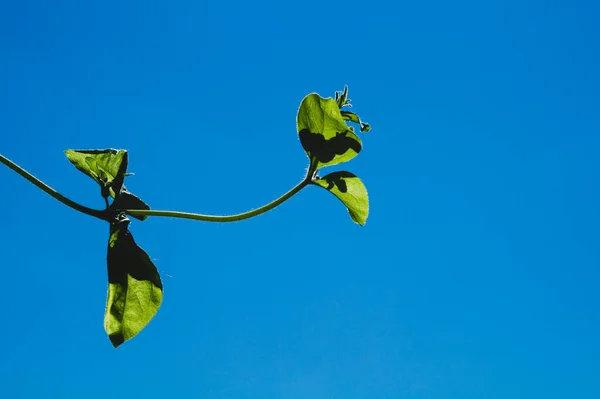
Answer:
[0,86,372,347]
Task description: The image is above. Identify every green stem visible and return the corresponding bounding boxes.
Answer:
[126,178,309,222]
[0,154,109,221]
[127,158,318,222]
[1,153,317,224]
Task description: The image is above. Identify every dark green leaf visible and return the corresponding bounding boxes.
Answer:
[341,111,371,133]
[312,171,369,225]
[297,94,362,168]
[105,214,162,347]
[111,189,151,221]
[64,149,128,198]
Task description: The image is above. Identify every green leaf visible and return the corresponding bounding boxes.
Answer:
[312,171,369,225]
[105,214,162,347]
[111,189,151,221]
[297,93,362,168]
[341,111,371,133]
[64,149,128,198]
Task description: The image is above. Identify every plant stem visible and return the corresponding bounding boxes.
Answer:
[1,153,317,224]
[126,158,318,223]
[126,178,309,222]
[0,154,109,221]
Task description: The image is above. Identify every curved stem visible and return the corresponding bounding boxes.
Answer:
[126,158,318,223]
[126,178,309,222]
[2,153,317,224]
[0,154,109,221]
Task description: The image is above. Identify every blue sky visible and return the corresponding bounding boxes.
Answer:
[1,0,599,397]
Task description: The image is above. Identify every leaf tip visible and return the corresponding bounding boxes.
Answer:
[109,333,125,348]
[350,211,368,226]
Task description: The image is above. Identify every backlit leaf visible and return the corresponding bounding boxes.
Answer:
[105,214,162,347]
[312,171,369,225]
[64,149,127,198]
[297,94,362,168]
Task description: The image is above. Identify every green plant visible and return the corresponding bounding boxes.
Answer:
[0,86,372,348]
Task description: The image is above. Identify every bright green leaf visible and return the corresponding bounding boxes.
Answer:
[64,149,128,198]
[297,93,362,168]
[312,171,369,225]
[111,189,151,221]
[341,111,371,133]
[105,214,162,347]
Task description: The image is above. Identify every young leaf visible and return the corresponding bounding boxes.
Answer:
[341,111,371,133]
[111,189,151,221]
[335,85,351,109]
[297,93,362,168]
[105,214,163,347]
[64,149,128,198]
[312,171,369,225]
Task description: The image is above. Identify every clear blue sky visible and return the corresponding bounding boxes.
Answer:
[1,0,599,398]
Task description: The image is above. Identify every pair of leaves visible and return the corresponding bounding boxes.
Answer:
[296,88,371,225]
[65,149,160,347]
[106,214,162,347]
[64,149,150,220]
